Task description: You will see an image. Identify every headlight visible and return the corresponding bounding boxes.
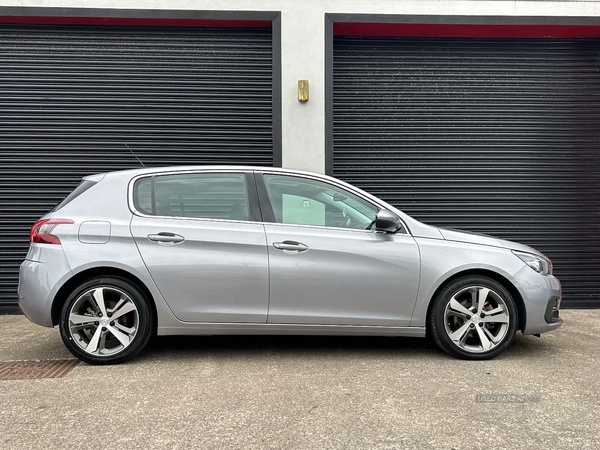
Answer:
[512,250,552,275]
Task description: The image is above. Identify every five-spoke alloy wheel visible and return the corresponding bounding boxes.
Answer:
[59,277,153,365]
[429,275,518,360]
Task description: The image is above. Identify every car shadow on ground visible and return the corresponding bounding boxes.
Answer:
[141,334,438,359]
[136,332,554,363]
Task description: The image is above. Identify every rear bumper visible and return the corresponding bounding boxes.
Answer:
[18,245,72,328]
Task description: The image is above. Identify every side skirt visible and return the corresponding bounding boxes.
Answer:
[157,323,426,337]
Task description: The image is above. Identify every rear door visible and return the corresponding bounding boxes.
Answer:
[130,170,269,323]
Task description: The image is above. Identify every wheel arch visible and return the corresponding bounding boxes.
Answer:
[51,267,158,330]
[425,269,526,332]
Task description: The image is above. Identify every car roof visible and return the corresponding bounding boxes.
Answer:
[89,165,318,177]
[87,165,336,181]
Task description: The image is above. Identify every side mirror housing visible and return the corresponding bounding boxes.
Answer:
[375,209,401,233]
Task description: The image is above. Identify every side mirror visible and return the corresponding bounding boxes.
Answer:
[375,209,401,233]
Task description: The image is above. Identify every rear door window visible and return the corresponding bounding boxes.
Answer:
[133,172,251,221]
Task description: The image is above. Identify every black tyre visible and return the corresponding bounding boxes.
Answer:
[59,276,154,365]
[429,275,518,360]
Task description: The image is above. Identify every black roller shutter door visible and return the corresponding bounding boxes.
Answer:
[333,36,600,308]
[0,23,273,307]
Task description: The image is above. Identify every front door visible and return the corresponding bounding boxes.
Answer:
[260,173,420,326]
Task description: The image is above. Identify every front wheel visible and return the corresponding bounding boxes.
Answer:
[429,276,518,360]
[59,277,154,365]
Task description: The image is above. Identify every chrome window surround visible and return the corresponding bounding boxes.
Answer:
[127,168,411,235]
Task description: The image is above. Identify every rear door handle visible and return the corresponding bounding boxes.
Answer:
[273,240,308,253]
[147,232,185,244]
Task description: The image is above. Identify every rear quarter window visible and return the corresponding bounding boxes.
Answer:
[133,178,153,215]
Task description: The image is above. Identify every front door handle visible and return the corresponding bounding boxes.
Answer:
[273,240,308,253]
[147,232,185,244]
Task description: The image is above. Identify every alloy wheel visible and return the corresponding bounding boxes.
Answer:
[443,285,511,354]
[68,286,140,356]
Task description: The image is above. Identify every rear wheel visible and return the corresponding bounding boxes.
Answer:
[429,275,518,360]
[59,277,153,365]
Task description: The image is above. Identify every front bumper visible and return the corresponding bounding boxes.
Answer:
[513,265,563,335]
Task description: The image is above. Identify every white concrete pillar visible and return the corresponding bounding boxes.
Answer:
[280,5,325,173]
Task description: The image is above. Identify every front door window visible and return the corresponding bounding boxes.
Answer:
[262,174,378,230]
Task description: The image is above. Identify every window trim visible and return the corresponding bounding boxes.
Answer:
[128,169,260,223]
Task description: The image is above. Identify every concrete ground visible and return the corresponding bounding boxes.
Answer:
[0,310,598,450]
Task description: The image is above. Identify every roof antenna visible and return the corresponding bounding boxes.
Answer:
[125,143,146,168]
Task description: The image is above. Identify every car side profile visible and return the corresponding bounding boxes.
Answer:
[18,166,562,364]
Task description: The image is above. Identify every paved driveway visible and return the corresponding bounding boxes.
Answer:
[0,310,598,449]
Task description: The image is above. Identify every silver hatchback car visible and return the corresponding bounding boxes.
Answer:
[18,166,562,364]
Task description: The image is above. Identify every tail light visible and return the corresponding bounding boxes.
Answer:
[30,219,74,245]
